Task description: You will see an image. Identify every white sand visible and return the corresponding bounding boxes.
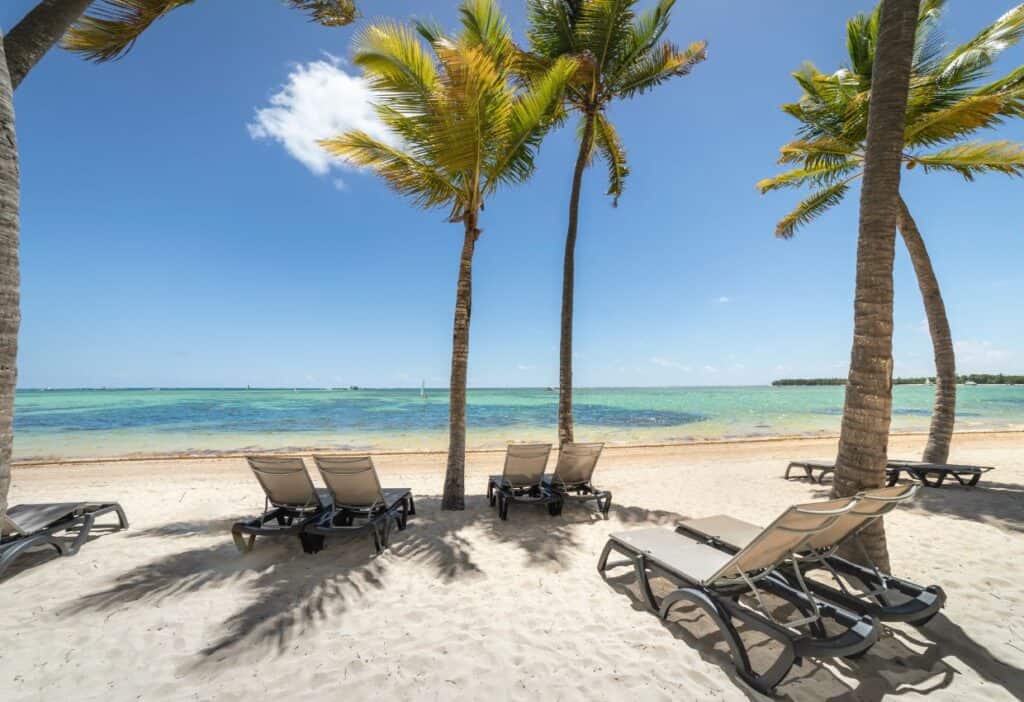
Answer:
[2,432,1023,701]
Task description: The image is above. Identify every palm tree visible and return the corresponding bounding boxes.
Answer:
[321,0,576,509]
[832,0,921,572]
[0,0,357,527]
[525,0,706,445]
[759,1,1024,464]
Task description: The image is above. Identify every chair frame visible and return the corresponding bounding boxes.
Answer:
[542,443,611,517]
[1,502,129,579]
[232,457,329,553]
[598,502,879,694]
[487,443,560,520]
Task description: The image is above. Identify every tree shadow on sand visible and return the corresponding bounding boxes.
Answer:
[59,496,684,670]
[603,566,1024,701]
[804,479,1024,534]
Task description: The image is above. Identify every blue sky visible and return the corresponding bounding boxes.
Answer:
[3,0,1022,388]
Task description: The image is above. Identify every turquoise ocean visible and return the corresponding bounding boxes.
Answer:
[13,385,1024,461]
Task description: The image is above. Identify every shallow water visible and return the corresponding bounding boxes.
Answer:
[13,385,1024,460]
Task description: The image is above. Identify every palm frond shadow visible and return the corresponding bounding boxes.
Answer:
[807,479,1024,534]
[60,496,683,670]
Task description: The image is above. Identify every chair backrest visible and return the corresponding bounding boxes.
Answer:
[1,514,20,537]
[246,457,318,509]
[552,443,604,486]
[501,443,552,488]
[802,483,918,552]
[313,455,385,510]
[709,497,857,584]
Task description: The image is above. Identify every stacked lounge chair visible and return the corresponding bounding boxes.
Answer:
[1,502,128,579]
[598,497,881,693]
[305,455,414,553]
[677,484,945,625]
[541,442,611,517]
[232,457,330,553]
[785,458,994,487]
[487,443,559,520]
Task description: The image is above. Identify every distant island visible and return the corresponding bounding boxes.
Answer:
[772,374,1024,386]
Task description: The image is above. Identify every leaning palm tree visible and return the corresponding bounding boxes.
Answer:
[759,0,1024,464]
[831,0,921,572]
[321,0,576,509]
[0,0,357,527]
[525,0,706,445]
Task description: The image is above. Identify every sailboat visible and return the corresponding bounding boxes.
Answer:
[420,380,427,400]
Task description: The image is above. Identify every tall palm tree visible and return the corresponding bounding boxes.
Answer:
[0,0,357,526]
[321,0,576,509]
[759,1,1024,464]
[832,0,921,572]
[525,0,706,445]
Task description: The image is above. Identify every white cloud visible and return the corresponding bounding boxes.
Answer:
[954,339,1012,369]
[703,365,718,374]
[713,296,730,304]
[516,364,535,371]
[651,357,692,372]
[248,56,391,177]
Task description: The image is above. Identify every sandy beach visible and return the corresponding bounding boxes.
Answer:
[2,431,1022,701]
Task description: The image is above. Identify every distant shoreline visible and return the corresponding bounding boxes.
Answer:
[773,374,1024,386]
[13,427,1024,468]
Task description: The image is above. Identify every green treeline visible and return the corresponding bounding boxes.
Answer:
[772,374,1024,387]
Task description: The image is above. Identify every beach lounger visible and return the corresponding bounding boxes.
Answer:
[785,458,994,487]
[885,460,994,488]
[487,443,560,520]
[1,502,128,579]
[598,498,879,694]
[232,457,329,553]
[541,442,611,517]
[677,484,945,625]
[304,455,414,554]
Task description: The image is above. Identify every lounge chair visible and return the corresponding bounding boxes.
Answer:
[885,460,994,487]
[487,443,560,520]
[598,498,880,694]
[677,484,945,625]
[304,455,414,553]
[785,458,994,487]
[232,457,329,553]
[541,442,611,517]
[1,502,128,579]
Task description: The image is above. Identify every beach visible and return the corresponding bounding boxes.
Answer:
[2,431,1022,701]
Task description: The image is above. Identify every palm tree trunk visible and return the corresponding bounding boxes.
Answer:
[442,211,479,510]
[0,31,22,528]
[897,195,956,464]
[557,113,595,447]
[4,0,95,90]
[832,0,920,573]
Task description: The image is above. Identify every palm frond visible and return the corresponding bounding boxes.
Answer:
[526,0,578,60]
[938,3,1024,85]
[774,181,851,239]
[757,159,859,194]
[61,0,195,61]
[593,112,629,205]
[904,93,1014,147]
[610,39,706,99]
[776,137,859,168]
[320,131,462,209]
[906,140,1024,180]
[485,55,577,192]
[459,0,516,70]
[284,0,357,27]
[352,21,439,116]
[575,0,634,76]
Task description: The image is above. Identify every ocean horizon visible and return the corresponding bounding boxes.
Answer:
[14,385,1024,461]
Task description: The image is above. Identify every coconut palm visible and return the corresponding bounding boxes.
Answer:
[758,0,1024,465]
[0,0,357,526]
[831,0,921,572]
[321,0,576,509]
[524,0,706,445]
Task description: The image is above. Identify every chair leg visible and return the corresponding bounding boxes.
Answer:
[407,493,416,515]
[0,535,65,580]
[487,480,495,507]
